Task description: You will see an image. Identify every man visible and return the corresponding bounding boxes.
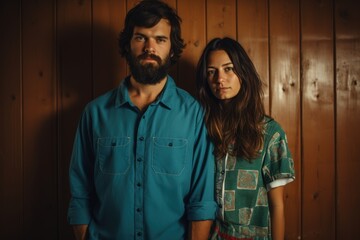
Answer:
[67,1,217,239]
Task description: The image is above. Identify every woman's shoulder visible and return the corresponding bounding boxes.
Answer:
[264,116,285,133]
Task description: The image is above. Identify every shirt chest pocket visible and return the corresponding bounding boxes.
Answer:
[152,137,188,175]
[97,137,131,175]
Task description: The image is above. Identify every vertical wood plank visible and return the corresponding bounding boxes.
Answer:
[92,0,127,97]
[269,0,301,239]
[237,0,270,113]
[177,0,206,95]
[57,0,93,239]
[0,1,23,239]
[22,0,58,238]
[206,0,237,40]
[301,0,336,239]
[162,0,178,83]
[335,0,360,239]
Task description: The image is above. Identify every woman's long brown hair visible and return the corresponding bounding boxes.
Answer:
[196,37,265,161]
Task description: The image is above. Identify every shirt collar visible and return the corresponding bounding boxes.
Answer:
[115,75,177,110]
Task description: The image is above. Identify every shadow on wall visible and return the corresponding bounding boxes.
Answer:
[57,21,125,240]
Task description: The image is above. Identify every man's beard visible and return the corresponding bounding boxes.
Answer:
[128,52,171,85]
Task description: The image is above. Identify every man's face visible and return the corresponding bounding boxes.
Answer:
[128,19,172,85]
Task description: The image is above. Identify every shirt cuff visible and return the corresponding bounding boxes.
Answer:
[67,197,92,225]
[266,177,295,191]
[187,201,217,221]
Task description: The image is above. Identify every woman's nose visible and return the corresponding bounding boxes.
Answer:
[215,72,225,83]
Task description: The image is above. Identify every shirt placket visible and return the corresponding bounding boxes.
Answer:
[216,153,228,221]
[134,112,147,239]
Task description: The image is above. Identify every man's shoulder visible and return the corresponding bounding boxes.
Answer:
[85,87,118,110]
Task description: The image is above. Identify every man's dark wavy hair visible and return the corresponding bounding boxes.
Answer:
[118,0,185,65]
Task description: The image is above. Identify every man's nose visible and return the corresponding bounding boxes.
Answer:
[144,39,156,54]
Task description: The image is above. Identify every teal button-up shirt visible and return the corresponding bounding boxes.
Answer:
[68,76,217,240]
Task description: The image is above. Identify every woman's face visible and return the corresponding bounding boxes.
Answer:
[206,50,241,101]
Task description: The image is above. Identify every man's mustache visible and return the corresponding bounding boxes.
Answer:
[138,53,162,64]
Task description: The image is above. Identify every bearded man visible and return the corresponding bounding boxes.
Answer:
[67,1,216,240]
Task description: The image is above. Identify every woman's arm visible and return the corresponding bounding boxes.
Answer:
[268,186,285,240]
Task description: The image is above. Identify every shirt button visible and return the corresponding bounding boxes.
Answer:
[137,232,142,236]
[221,170,225,174]
[136,208,142,212]
[137,182,142,187]
[137,158,142,162]
[139,136,144,141]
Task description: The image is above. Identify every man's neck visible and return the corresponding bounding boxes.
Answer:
[128,76,167,111]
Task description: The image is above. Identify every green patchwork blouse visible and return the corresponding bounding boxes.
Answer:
[210,117,295,240]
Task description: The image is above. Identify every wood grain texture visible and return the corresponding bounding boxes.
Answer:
[0,1,22,239]
[269,0,301,239]
[22,0,58,238]
[1,1,360,239]
[92,0,127,97]
[237,0,270,113]
[206,0,237,40]
[301,0,336,239]
[177,0,206,95]
[57,0,93,239]
[335,0,360,239]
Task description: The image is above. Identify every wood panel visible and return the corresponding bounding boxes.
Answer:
[177,0,206,95]
[269,0,301,239]
[335,0,360,239]
[301,0,336,239]
[93,0,127,97]
[206,0,237,40]
[1,1,360,239]
[57,0,93,239]
[162,0,178,82]
[22,1,58,238]
[0,1,23,239]
[237,0,269,113]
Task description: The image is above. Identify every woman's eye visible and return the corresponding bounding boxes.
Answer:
[224,67,233,72]
[207,70,215,76]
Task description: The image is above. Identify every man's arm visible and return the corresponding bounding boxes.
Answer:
[72,224,88,240]
[268,186,285,240]
[188,220,213,240]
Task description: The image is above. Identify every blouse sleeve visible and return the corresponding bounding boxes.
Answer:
[262,121,295,190]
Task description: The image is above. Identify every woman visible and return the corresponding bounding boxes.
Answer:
[196,37,295,240]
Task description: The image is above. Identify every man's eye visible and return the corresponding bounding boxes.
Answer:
[134,36,145,41]
[157,38,166,43]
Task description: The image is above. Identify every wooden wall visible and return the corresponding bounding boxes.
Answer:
[0,0,359,239]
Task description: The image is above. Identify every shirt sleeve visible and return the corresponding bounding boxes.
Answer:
[262,122,295,187]
[67,108,95,225]
[266,178,295,191]
[186,109,217,221]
